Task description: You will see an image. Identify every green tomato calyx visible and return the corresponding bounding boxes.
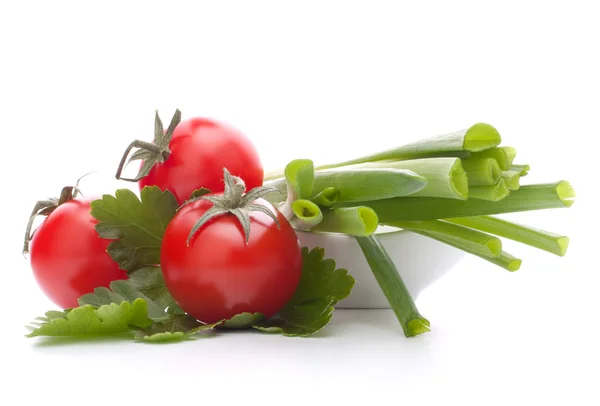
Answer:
[23,182,84,256]
[183,168,280,246]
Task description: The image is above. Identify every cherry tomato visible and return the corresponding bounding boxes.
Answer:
[160,197,303,324]
[29,196,128,309]
[139,118,264,204]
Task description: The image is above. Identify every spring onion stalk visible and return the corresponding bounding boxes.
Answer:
[502,170,521,191]
[511,164,530,176]
[410,229,522,272]
[467,147,516,171]
[290,199,323,230]
[310,206,379,236]
[468,178,510,202]
[356,234,430,337]
[384,220,502,258]
[461,157,502,186]
[445,216,569,256]
[352,158,469,200]
[263,123,502,179]
[265,168,427,204]
[334,181,575,222]
[276,159,315,219]
[310,187,340,207]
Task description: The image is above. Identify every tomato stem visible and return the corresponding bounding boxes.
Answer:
[114,109,181,182]
[23,185,82,255]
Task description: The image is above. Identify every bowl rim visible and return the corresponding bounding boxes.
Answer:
[295,226,414,242]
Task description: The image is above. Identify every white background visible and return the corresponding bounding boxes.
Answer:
[1,1,598,404]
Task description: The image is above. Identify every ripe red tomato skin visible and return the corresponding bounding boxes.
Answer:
[160,198,303,324]
[28,197,128,309]
[139,118,264,204]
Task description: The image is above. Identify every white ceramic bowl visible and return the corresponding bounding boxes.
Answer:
[295,228,466,309]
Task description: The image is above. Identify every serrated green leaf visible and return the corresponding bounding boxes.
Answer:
[134,316,222,342]
[221,312,266,329]
[292,247,355,304]
[27,299,153,338]
[253,297,336,336]
[167,303,186,315]
[90,186,178,271]
[78,279,169,322]
[127,266,176,310]
[253,246,354,337]
[139,331,187,342]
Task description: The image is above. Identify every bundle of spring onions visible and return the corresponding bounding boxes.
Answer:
[263,123,575,337]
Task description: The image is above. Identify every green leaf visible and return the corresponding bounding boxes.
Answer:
[291,247,355,304]
[126,266,176,311]
[27,299,153,338]
[90,186,179,271]
[253,297,336,337]
[254,246,355,337]
[134,315,222,342]
[221,312,266,329]
[78,279,169,322]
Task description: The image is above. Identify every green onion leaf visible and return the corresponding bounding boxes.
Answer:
[502,170,521,191]
[461,157,502,186]
[468,178,510,202]
[334,181,575,222]
[311,206,379,236]
[310,123,501,171]
[284,159,315,200]
[385,220,502,258]
[265,168,427,204]
[355,158,469,200]
[411,229,522,272]
[356,234,430,337]
[277,159,315,219]
[310,187,340,207]
[291,199,323,229]
[468,146,516,171]
[510,164,530,176]
[445,215,569,256]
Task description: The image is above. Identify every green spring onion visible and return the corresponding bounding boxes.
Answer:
[467,146,516,171]
[385,219,502,258]
[310,187,340,207]
[510,164,530,176]
[265,168,427,204]
[333,181,575,222]
[353,158,469,200]
[445,215,569,256]
[410,229,522,272]
[290,199,323,230]
[502,170,521,191]
[311,206,379,236]
[356,234,430,337]
[461,157,502,186]
[468,178,510,202]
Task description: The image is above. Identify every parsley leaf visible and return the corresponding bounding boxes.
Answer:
[75,277,219,342]
[126,266,177,312]
[134,316,222,342]
[90,186,179,271]
[26,299,153,338]
[79,279,169,321]
[221,312,266,329]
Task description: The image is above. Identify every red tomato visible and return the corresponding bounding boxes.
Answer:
[160,197,303,324]
[29,197,128,309]
[139,118,264,204]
